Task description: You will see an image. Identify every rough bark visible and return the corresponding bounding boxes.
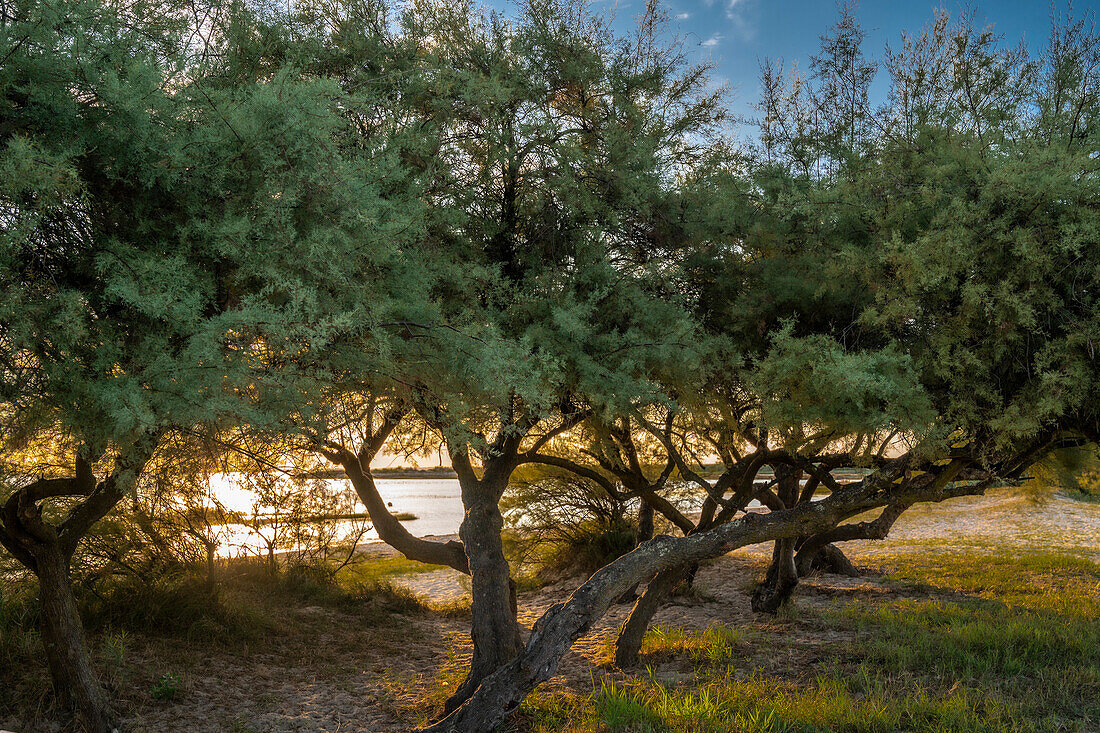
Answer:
[37,544,119,733]
[442,456,523,714]
[750,536,798,613]
[750,468,801,613]
[0,442,155,732]
[795,541,859,577]
[615,501,655,605]
[793,501,913,575]
[421,461,974,733]
[613,462,774,663]
[636,501,654,546]
[613,562,691,667]
[340,457,469,573]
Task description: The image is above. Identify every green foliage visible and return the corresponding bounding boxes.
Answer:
[150,672,183,701]
[80,572,267,643]
[504,469,640,577]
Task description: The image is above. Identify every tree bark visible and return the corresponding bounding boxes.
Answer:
[750,467,801,613]
[795,541,859,577]
[1,444,155,732]
[614,562,691,667]
[442,465,522,714]
[750,536,798,613]
[340,458,469,573]
[792,501,913,576]
[636,501,654,545]
[37,544,119,733]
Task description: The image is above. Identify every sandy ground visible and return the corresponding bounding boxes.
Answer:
[6,488,1098,732]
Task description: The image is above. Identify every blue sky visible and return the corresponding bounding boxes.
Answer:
[489,0,1100,130]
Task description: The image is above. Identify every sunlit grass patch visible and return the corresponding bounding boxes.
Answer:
[335,556,448,585]
[590,673,1017,733]
[511,688,590,733]
[639,624,749,667]
[832,550,1100,725]
[875,549,1100,614]
[404,642,472,725]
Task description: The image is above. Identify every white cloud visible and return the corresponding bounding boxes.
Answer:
[700,33,722,47]
[725,0,756,40]
[675,11,691,19]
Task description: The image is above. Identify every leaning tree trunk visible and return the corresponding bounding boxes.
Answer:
[616,501,656,605]
[614,562,691,667]
[37,544,118,733]
[442,471,523,714]
[422,461,976,733]
[341,458,469,573]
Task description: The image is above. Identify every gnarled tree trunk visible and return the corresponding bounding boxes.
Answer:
[36,544,119,733]
[442,462,522,714]
[0,443,156,732]
[422,460,974,733]
[794,540,859,577]
[750,467,802,613]
[750,535,798,613]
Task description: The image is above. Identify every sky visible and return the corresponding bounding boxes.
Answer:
[485,0,1100,130]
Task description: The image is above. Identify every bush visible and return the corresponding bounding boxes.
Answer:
[503,469,640,578]
[79,571,267,642]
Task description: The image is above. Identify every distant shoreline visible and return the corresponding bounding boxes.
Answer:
[301,465,870,481]
[301,466,459,480]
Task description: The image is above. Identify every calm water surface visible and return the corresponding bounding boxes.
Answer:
[214,477,465,558]
[213,476,770,558]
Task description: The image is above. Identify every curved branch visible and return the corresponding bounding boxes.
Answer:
[793,500,912,571]
[333,453,469,574]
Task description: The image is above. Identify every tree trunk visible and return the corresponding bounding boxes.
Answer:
[614,562,690,667]
[37,544,118,733]
[636,501,654,545]
[750,467,802,613]
[442,472,522,714]
[750,536,798,613]
[794,541,859,577]
[616,501,655,604]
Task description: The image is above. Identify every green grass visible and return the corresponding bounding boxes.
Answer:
[336,556,446,584]
[590,673,1019,733]
[635,624,749,667]
[518,548,1100,733]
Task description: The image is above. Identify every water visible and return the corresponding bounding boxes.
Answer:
[213,477,465,558]
[211,476,778,559]
[366,477,466,537]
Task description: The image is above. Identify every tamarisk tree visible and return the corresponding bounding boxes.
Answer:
[425,7,1100,731]
[311,0,731,711]
[0,1,401,728]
